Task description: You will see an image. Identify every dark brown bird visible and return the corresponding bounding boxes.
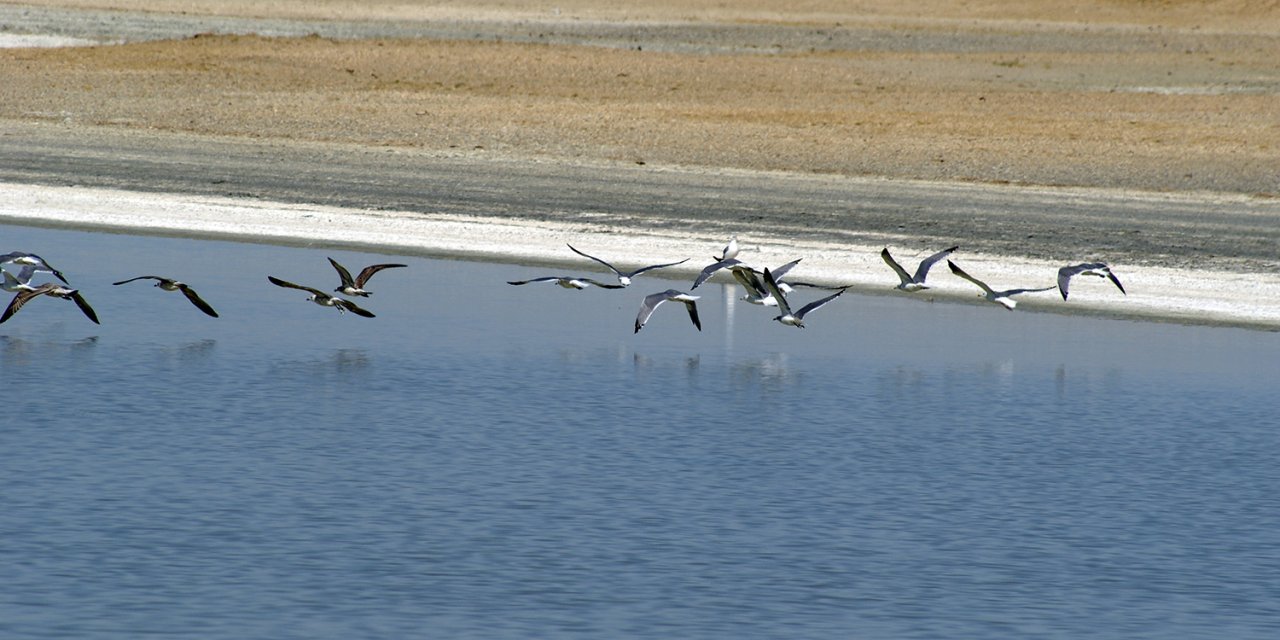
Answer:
[328,258,407,297]
[0,282,99,324]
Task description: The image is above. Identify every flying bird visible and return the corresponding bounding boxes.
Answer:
[112,276,219,317]
[881,245,958,291]
[729,259,802,306]
[268,276,375,317]
[714,236,740,261]
[566,244,688,287]
[0,282,99,324]
[947,260,1055,310]
[1056,262,1126,300]
[328,258,407,297]
[634,290,701,334]
[762,267,844,328]
[506,276,624,290]
[0,252,68,284]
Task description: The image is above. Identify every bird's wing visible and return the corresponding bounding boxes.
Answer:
[770,258,803,281]
[69,291,100,324]
[1056,266,1077,300]
[634,292,669,333]
[761,268,793,316]
[913,245,959,283]
[0,286,47,324]
[111,275,164,286]
[268,276,326,296]
[795,289,845,319]
[730,266,767,297]
[14,265,38,284]
[786,281,849,290]
[566,244,621,277]
[947,260,995,294]
[880,248,914,285]
[1003,286,1057,296]
[624,258,689,278]
[683,298,702,331]
[580,278,625,289]
[327,258,356,288]
[336,299,376,318]
[177,284,219,317]
[1104,268,1126,295]
[353,263,408,288]
[507,276,562,285]
[691,258,740,289]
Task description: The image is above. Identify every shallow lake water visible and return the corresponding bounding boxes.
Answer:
[2,223,1278,639]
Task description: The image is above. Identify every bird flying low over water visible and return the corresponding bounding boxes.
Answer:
[112,276,219,318]
[0,282,99,324]
[328,258,407,297]
[506,276,625,290]
[1056,262,1126,301]
[566,244,688,287]
[268,276,375,317]
[882,245,958,291]
[730,259,804,305]
[762,267,844,328]
[947,260,1055,310]
[1,265,38,292]
[635,290,701,334]
[0,251,68,284]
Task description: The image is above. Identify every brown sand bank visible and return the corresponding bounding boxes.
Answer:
[2,0,1278,194]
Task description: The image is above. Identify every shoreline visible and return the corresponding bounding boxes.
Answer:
[5,180,1278,332]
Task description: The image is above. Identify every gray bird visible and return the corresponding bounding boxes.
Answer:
[507,276,624,290]
[948,260,1055,310]
[762,267,844,328]
[635,290,701,333]
[268,276,375,317]
[0,282,98,324]
[112,276,219,317]
[0,252,68,284]
[881,245,958,291]
[1057,262,1126,300]
[328,258,407,297]
[567,244,688,287]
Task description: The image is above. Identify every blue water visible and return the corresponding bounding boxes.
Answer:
[2,223,1278,639]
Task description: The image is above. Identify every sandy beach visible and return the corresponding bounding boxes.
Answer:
[1,0,1279,328]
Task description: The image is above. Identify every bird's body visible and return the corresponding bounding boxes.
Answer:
[0,252,68,284]
[715,236,739,262]
[762,267,844,328]
[634,289,701,333]
[566,244,688,287]
[0,282,99,324]
[268,276,375,317]
[882,246,958,291]
[328,258,407,297]
[1057,262,1126,300]
[730,259,802,306]
[112,276,219,317]
[947,260,1055,310]
[507,276,624,290]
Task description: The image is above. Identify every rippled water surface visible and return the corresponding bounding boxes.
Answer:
[2,223,1278,639]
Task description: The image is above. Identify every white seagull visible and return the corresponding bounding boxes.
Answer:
[881,245,958,291]
[507,276,624,290]
[112,276,220,317]
[0,252,68,284]
[634,289,701,333]
[715,236,739,261]
[762,267,845,328]
[268,276,375,317]
[1057,262,1126,301]
[328,258,407,297]
[947,260,1055,310]
[0,282,99,324]
[566,244,688,287]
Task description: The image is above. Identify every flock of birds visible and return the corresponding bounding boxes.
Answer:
[0,239,1125,331]
[507,236,1126,333]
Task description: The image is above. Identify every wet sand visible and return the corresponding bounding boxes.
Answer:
[1,1,1279,328]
